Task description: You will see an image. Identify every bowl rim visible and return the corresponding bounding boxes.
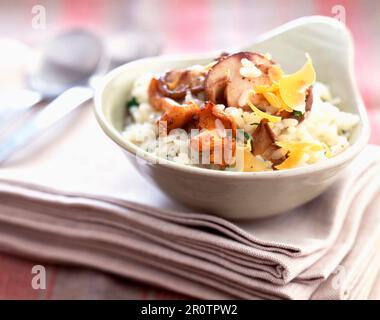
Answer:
[94,15,370,179]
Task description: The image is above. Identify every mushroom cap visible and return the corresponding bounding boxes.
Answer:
[205,52,274,108]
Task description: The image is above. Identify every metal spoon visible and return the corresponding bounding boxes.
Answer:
[0,29,161,164]
[0,30,103,163]
[0,31,104,130]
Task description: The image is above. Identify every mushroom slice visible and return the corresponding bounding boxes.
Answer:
[158,98,200,132]
[190,130,235,167]
[305,86,314,112]
[148,68,206,111]
[205,52,275,108]
[251,119,285,165]
[198,102,236,134]
[190,102,237,166]
[148,77,166,111]
[157,69,205,100]
[214,52,229,62]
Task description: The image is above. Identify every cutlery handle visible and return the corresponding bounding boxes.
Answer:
[0,86,93,164]
[0,89,42,130]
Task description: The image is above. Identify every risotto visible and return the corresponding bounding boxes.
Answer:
[123,51,359,172]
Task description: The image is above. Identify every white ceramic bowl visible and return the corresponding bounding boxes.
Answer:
[94,16,370,219]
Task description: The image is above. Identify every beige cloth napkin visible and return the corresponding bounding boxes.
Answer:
[0,103,379,299]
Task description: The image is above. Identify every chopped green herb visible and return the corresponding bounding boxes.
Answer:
[244,132,251,141]
[293,110,303,118]
[243,132,255,143]
[250,122,260,126]
[126,97,139,108]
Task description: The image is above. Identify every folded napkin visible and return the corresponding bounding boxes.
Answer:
[0,103,379,300]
